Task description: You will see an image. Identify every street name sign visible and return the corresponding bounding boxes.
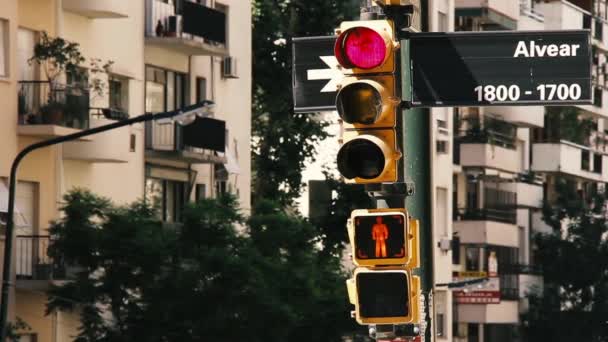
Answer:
[292,36,340,113]
[409,30,592,107]
[292,30,592,112]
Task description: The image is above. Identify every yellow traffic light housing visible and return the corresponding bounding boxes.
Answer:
[347,269,420,325]
[334,19,402,185]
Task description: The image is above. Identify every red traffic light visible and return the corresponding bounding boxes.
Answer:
[335,26,388,70]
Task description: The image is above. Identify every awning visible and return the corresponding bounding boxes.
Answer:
[217,147,240,175]
[0,181,28,227]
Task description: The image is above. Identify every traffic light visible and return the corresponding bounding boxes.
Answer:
[334,20,402,184]
[346,209,421,325]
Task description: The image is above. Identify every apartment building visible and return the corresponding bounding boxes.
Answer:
[450,0,608,341]
[0,0,251,340]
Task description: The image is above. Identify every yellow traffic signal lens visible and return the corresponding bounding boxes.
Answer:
[337,139,385,180]
[354,214,406,260]
[337,82,382,124]
[336,26,388,69]
[356,271,409,318]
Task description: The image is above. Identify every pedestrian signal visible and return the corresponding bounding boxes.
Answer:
[346,269,420,325]
[348,209,412,267]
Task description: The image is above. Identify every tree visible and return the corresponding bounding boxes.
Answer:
[252,0,359,207]
[524,179,608,342]
[46,190,357,341]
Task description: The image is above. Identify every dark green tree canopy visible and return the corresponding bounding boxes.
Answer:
[252,0,358,206]
[46,190,355,342]
[524,179,608,342]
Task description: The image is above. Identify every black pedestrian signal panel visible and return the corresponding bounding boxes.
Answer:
[357,272,409,318]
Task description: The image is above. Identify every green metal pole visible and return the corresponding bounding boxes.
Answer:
[401,36,434,342]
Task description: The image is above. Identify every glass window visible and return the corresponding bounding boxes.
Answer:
[196,184,206,201]
[145,178,188,222]
[166,71,175,111]
[146,81,165,113]
[109,76,129,114]
[465,247,480,271]
[196,77,207,103]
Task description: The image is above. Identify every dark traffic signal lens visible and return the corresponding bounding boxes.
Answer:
[357,272,409,318]
[337,139,385,179]
[337,82,382,124]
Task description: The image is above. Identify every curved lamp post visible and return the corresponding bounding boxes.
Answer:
[0,101,215,340]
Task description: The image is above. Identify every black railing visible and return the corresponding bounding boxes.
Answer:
[500,287,520,300]
[458,129,516,149]
[500,263,542,275]
[146,0,226,45]
[456,208,517,224]
[16,235,66,281]
[18,81,90,129]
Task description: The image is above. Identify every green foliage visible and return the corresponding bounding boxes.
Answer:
[252,0,358,206]
[6,317,31,342]
[544,107,594,146]
[312,171,374,257]
[47,189,355,342]
[524,179,608,342]
[29,31,85,85]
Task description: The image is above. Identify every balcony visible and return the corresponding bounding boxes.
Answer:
[18,81,91,138]
[456,300,519,324]
[454,209,519,247]
[459,142,521,174]
[145,0,228,56]
[15,235,67,290]
[487,106,544,128]
[502,180,543,208]
[63,110,131,163]
[145,120,227,164]
[63,0,128,19]
[455,0,519,30]
[532,140,608,182]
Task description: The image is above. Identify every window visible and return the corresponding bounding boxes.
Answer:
[0,19,8,77]
[215,2,229,47]
[582,149,591,171]
[594,153,603,174]
[436,140,448,154]
[145,178,188,222]
[465,247,480,271]
[196,77,207,103]
[18,28,36,80]
[109,76,129,114]
[195,184,206,201]
[145,66,189,112]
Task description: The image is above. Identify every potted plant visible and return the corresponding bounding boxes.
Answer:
[29,31,85,125]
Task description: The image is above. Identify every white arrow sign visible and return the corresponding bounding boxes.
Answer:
[306,56,345,93]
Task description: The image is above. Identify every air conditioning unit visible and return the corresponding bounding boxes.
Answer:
[221,56,238,79]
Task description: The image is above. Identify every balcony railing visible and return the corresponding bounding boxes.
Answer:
[500,263,542,275]
[16,235,66,281]
[18,81,90,130]
[457,126,517,149]
[455,208,517,224]
[145,0,227,55]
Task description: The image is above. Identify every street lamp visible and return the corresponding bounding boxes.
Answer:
[0,101,215,340]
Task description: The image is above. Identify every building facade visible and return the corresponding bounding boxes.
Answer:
[450,0,608,341]
[0,0,251,340]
